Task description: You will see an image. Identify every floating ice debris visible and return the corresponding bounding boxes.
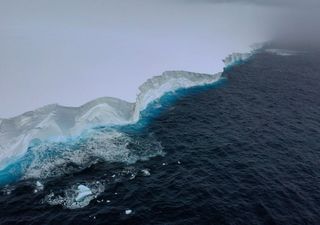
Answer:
[89,215,97,220]
[0,70,221,173]
[125,209,132,215]
[177,161,181,165]
[2,185,14,195]
[120,167,138,180]
[129,174,136,180]
[162,163,167,166]
[75,185,93,202]
[141,169,151,176]
[45,182,105,209]
[111,174,116,178]
[114,192,118,195]
[107,200,111,203]
[36,181,44,190]
[34,181,44,193]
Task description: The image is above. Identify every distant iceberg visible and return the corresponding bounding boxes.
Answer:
[265,49,299,56]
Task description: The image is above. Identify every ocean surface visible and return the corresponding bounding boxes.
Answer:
[1,49,320,225]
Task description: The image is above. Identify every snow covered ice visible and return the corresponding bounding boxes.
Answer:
[0,70,222,171]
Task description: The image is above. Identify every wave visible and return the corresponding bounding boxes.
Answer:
[0,50,256,185]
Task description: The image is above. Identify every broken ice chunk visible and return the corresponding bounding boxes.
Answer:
[36,181,44,190]
[75,185,93,202]
[141,169,151,176]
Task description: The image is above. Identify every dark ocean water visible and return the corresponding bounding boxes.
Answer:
[1,50,320,225]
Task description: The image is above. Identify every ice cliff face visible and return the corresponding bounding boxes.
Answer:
[223,52,253,68]
[1,43,262,171]
[0,97,134,169]
[133,71,221,121]
[0,71,221,169]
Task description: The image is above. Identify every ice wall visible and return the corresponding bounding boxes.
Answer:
[132,71,221,121]
[0,97,134,169]
[223,52,253,68]
[0,71,222,169]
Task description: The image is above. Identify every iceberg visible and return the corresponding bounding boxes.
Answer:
[0,71,222,170]
[0,44,263,177]
[0,97,134,170]
[223,52,253,68]
[132,71,221,121]
[222,43,265,68]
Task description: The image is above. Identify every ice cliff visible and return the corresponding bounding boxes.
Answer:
[223,52,253,68]
[0,71,221,169]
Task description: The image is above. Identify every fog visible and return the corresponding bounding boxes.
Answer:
[0,0,317,118]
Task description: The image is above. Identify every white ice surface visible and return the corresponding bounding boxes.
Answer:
[0,70,223,169]
[0,46,261,170]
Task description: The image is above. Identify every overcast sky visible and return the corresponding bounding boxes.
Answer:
[0,0,316,118]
